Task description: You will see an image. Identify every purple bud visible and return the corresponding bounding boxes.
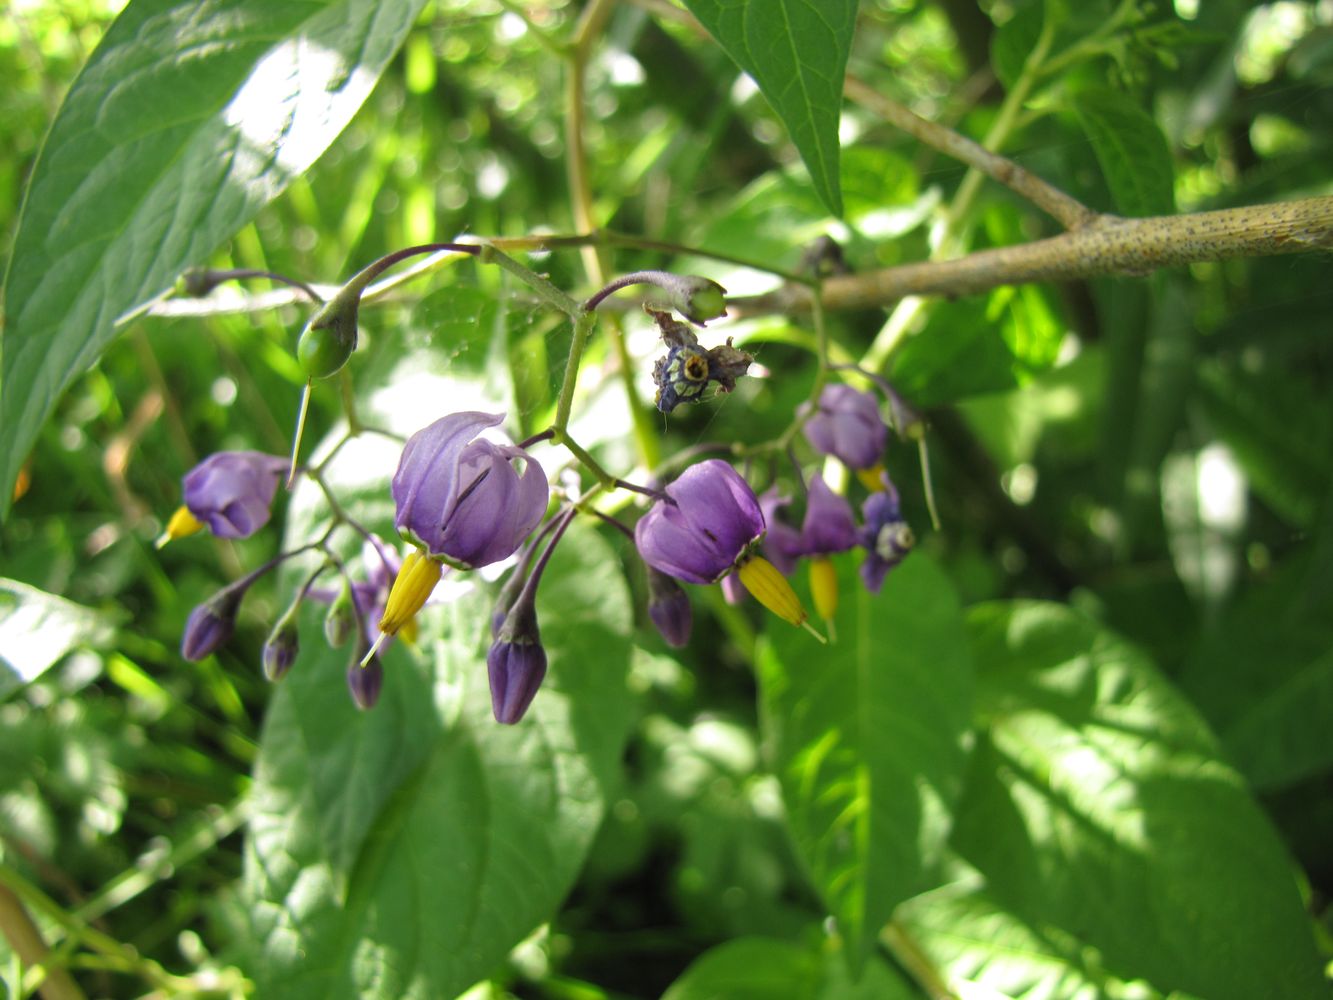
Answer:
[392,412,549,569]
[859,476,915,593]
[802,384,888,470]
[181,590,243,661]
[262,618,299,681]
[799,474,859,555]
[647,568,693,647]
[634,460,765,584]
[488,600,547,724]
[347,657,384,710]
[181,451,288,539]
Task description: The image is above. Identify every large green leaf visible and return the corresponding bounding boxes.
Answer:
[1072,86,1176,216]
[243,522,635,998]
[0,579,118,698]
[756,553,973,966]
[950,601,1324,1000]
[0,0,430,517]
[680,0,858,218]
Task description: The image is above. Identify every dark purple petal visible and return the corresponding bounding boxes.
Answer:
[800,474,859,555]
[759,488,804,576]
[635,460,765,584]
[182,451,287,538]
[487,639,547,724]
[262,622,299,681]
[802,384,887,470]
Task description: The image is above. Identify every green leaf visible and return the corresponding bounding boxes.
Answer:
[0,0,430,518]
[1072,86,1176,216]
[243,523,635,998]
[756,554,973,966]
[0,579,117,697]
[950,601,1325,1000]
[661,935,918,1000]
[680,0,858,217]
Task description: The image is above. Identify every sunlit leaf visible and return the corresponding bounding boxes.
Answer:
[952,601,1325,1000]
[680,0,858,217]
[756,553,973,966]
[1,0,430,517]
[243,521,635,998]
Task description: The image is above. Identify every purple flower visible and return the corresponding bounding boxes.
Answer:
[262,617,299,681]
[802,384,888,470]
[182,451,288,539]
[798,474,859,556]
[758,488,804,576]
[392,412,548,569]
[720,572,746,605]
[634,460,764,584]
[859,476,915,593]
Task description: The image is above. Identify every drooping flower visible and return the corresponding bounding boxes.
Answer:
[634,460,764,585]
[636,460,818,635]
[371,412,548,652]
[802,384,888,470]
[393,412,548,569]
[159,451,287,546]
[859,474,915,593]
[346,657,384,710]
[262,614,299,681]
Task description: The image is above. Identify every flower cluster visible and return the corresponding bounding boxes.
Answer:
[162,257,921,727]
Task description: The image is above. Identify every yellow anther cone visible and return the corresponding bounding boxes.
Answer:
[856,464,888,493]
[808,556,839,622]
[156,506,204,549]
[737,556,825,643]
[378,549,442,637]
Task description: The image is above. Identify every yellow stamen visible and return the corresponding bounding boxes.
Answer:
[378,549,442,637]
[856,464,887,493]
[155,506,204,549]
[809,556,839,621]
[737,556,824,642]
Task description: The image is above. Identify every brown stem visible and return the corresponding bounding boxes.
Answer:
[844,75,1096,231]
[732,196,1333,315]
[0,884,86,1000]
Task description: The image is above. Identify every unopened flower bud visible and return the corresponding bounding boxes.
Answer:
[181,590,244,661]
[646,568,692,648]
[297,292,359,380]
[324,580,357,647]
[346,656,384,710]
[488,599,547,725]
[263,613,300,681]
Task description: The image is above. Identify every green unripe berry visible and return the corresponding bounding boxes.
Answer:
[680,280,727,324]
[297,323,354,379]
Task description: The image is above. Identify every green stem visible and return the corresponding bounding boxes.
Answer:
[0,883,86,1000]
[492,0,568,57]
[555,312,597,430]
[479,245,582,317]
[553,431,615,489]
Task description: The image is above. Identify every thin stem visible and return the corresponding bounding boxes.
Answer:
[843,76,1096,230]
[554,313,597,430]
[479,245,582,317]
[516,506,579,605]
[341,242,482,299]
[554,429,615,488]
[519,428,556,450]
[0,883,86,1000]
[181,267,323,303]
